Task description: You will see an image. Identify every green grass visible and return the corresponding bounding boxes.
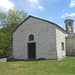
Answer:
[0,57,75,75]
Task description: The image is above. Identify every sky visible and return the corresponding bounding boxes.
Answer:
[0,0,75,30]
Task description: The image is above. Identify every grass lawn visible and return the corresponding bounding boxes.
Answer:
[0,57,75,75]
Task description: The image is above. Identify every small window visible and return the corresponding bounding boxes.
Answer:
[61,42,64,50]
[29,34,34,41]
[69,22,71,25]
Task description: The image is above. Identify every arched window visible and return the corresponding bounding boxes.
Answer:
[29,34,34,41]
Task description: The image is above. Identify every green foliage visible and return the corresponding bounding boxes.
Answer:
[0,8,28,58]
[0,57,75,75]
[0,32,12,58]
[0,8,28,27]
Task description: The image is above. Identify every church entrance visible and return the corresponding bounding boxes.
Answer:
[28,43,36,59]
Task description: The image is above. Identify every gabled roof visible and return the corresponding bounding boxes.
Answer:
[13,15,68,33]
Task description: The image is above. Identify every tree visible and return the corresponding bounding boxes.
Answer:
[0,8,28,58]
[0,32,12,58]
[0,8,27,27]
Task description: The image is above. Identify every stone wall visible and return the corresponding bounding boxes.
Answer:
[56,26,67,60]
[66,37,75,56]
[13,16,57,60]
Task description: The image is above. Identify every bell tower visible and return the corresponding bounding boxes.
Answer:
[64,19,74,33]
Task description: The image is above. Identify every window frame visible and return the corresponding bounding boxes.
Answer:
[61,42,64,50]
[29,34,34,41]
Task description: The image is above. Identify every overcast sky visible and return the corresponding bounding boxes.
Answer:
[0,0,75,30]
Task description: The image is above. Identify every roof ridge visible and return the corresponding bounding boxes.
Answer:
[13,15,67,33]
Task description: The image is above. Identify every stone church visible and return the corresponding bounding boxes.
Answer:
[12,15,75,60]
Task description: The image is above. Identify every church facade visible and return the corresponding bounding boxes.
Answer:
[12,15,75,60]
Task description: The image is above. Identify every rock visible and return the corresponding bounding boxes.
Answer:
[0,58,7,62]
